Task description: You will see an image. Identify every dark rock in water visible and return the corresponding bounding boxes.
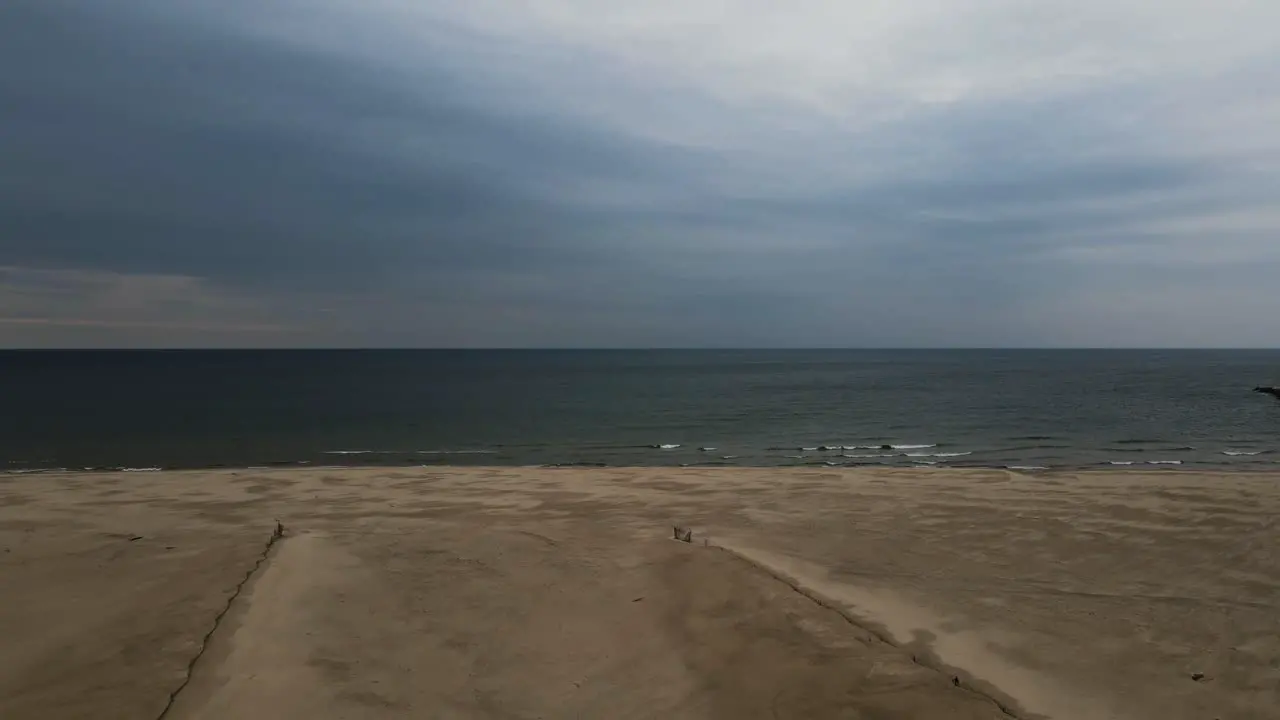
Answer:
[1254,386,1280,399]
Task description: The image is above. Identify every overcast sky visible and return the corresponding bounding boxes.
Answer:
[3,1,1279,348]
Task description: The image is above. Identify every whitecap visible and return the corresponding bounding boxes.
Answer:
[654,444,681,450]
[1111,459,1181,466]
[1223,450,1262,456]
[892,444,936,450]
[905,451,971,458]
[699,447,717,452]
[118,467,162,472]
[842,453,896,458]
[325,450,374,455]
[1008,465,1049,471]
[417,450,497,455]
[800,447,819,451]
[721,455,739,460]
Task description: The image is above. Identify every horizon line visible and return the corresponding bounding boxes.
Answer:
[2,347,1280,352]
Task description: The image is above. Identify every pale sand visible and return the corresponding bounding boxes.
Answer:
[1,467,1277,719]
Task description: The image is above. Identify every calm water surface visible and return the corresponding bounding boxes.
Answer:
[2,350,1279,472]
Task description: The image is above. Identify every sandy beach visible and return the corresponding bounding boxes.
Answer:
[1,466,1277,719]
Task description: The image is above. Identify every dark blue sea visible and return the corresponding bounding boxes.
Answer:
[2,350,1279,473]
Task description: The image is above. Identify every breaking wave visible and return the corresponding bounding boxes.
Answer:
[1109,460,1182,466]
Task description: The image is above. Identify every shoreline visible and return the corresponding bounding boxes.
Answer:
[5,460,1280,476]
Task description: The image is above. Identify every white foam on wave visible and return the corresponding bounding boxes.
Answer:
[1110,460,1182,466]
[118,467,162,472]
[905,451,972,458]
[4,468,69,475]
[842,453,897,459]
[1008,465,1049,471]
[892,444,936,450]
[325,450,374,455]
[417,450,497,455]
[721,455,739,460]
[1223,450,1262,456]
[655,444,681,450]
[800,447,819,452]
[912,460,939,465]
[700,447,717,452]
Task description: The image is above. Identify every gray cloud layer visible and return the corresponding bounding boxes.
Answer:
[3,0,1279,347]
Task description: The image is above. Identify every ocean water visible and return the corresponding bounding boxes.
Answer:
[2,349,1279,473]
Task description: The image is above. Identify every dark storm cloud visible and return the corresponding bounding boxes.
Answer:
[0,1,701,292]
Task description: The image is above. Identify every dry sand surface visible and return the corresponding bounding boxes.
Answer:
[1,466,1278,720]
